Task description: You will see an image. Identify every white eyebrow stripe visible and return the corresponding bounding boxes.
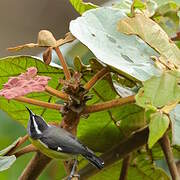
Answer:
[57,147,62,151]
[32,116,42,134]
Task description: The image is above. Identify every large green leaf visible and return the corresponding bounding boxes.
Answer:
[128,153,170,180]
[152,1,180,36]
[148,112,169,148]
[69,0,98,15]
[118,13,180,68]
[111,104,146,136]
[70,7,161,81]
[136,71,180,108]
[0,56,123,152]
[0,56,64,127]
[170,104,180,145]
[0,156,16,172]
[89,152,169,180]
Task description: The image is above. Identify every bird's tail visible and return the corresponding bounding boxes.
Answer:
[82,148,104,169]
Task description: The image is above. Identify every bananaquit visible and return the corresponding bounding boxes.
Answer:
[26,107,104,178]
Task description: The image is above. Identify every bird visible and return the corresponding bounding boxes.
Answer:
[26,107,104,179]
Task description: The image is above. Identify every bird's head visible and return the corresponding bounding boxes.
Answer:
[26,107,48,139]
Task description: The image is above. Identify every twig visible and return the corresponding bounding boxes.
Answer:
[45,86,69,100]
[78,126,149,179]
[84,68,108,90]
[6,135,29,156]
[82,95,135,114]
[119,154,131,180]
[54,47,71,80]
[14,96,62,110]
[159,133,180,180]
[14,144,37,158]
[19,152,52,180]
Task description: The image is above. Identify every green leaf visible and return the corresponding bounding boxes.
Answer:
[132,0,147,11]
[129,153,170,180]
[148,112,169,148]
[0,56,64,127]
[90,152,169,179]
[152,1,180,36]
[69,0,98,15]
[0,156,16,171]
[113,0,132,14]
[0,138,21,156]
[170,104,180,145]
[117,13,180,68]
[0,56,122,151]
[111,104,146,136]
[70,7,161,81]
[136,71,180,108]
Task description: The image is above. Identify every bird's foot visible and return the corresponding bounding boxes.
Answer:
[67,174,80,180]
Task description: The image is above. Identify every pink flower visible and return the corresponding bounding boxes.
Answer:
[0,67,51,99]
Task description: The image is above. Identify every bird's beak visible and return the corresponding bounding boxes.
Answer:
[25,106,35,117]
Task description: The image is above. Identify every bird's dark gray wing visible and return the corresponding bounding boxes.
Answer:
[39,126,87,155]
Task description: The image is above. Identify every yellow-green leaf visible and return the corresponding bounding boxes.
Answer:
[69,0,98,15]
[117,13,180,68]
[148,112,169,148]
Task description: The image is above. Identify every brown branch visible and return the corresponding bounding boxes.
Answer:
[159,133,180,180]
[19,152,52,180]
[82,95,135,114]
[78,126,149,179]
[54,47,71,80]
[14,144,37,158]
[6,135,29,156]
[119,154,131,180]
[14,96,62,110]
[45,86,69,100]
[84,68,108,90]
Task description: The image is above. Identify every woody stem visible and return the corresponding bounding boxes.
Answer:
[14,96,62,110]
[6,135,29,156]
[159,133,180,180]
[45,86,69,100]
[54,47,71,80]
[84,68,108,90]
[14,144,37,158]
[82,95,135,114]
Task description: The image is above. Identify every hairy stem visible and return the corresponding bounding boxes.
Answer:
[45,86,69,100]
[19,152,52,180]
[84,68,108,90]
[78,127,149,179]
[54,47,71,80]
[82,95,135,114]
[159,133,180,180]
[14,144,37,158]
[14,96,62,110]
[119,154,131,180]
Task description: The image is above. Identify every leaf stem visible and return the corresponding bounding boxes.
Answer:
[54,47,71,80]
[82,95,135,114]
[14,96,62,110]
[45,86,69,100]
[14,144,37,158]
[84,68,108,90]
[159,133,180,180]
[119,154,131,180]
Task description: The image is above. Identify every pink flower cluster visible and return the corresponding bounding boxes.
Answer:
[0,67,51,99]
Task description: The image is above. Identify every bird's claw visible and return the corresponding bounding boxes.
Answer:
[67,174,80,180]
